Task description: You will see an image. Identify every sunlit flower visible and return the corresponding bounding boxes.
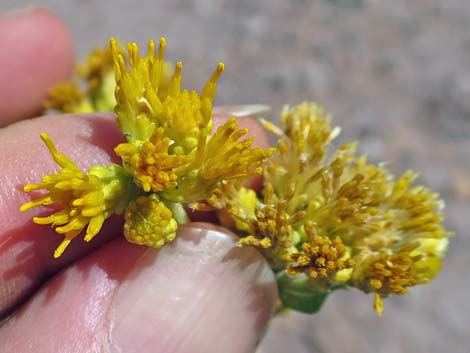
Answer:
[285,222,352,280]
[163,117,275,203]
[115,127,190,192]
[76,46,115,96]
[111,37,274,203]
[110,37,174,141]
[30,36,452,318]
[44,42,172,114]
[233,183,303,254]
[32,37,274,259]
[216,102,451,315]
[20,133,138,258]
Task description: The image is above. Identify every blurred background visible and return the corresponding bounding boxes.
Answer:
[1,0,469,352]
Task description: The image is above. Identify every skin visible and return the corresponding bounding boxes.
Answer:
[0,8,276,353]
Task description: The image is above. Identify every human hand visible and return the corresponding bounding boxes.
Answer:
[0,8,276,353]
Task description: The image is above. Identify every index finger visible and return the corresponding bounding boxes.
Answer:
[0,8,74,127]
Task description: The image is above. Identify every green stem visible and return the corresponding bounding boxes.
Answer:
[168,202,190,224]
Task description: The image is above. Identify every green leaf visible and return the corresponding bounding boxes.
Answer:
[277,273,345,314]
[278,284,328,314]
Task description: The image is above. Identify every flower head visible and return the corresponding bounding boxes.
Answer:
[216,102,451,315]
[124,194,178,248]
[43,82,93,113]
[30,37,274,259]
[44,42,173,114]
[111,38,274,203]
[163,117,275,203]
[110,37,175,141]
[20,133,138,257]
[76,46,115,96]
[115,127,190,192]
[31,36,451,319]
[233,183,302,254]
[285,223,352,280]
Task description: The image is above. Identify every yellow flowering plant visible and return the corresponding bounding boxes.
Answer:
[210,102,450,315]
[21,38,451,316]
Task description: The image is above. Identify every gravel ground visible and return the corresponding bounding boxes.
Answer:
[1,1,469,352]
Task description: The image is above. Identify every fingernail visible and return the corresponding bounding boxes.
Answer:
[108,225,277,353]
[2,6,40,18]
[213,105,272,119]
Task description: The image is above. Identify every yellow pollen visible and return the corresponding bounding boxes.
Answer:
[238,235,272,248]
[366,246,420,296]
[115,129,189,192]
[285,225,351,279]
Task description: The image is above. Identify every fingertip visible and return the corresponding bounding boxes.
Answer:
[0,8,75,126]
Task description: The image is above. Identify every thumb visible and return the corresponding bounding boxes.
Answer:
[0,224,277,353]
[109,224,277,353]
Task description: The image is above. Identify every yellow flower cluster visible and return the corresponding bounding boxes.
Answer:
[22,37,451,317]
[76,46,115,96]
[20,133,137,258]
[21,37,273,258]
[43,82,91,113]
[216,102,450,315]
[284,223,351,279]
[44,42,173,114]
[110,37,274,203]
[115,127,189,193]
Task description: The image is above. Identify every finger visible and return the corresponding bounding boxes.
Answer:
[0,224,277,353]
[0,112,270,317]
[0,8,74,127]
